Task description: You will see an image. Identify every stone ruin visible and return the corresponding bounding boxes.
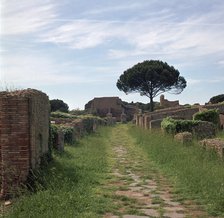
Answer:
[200,138,224,158]
[134,96,224,158]
[174,132,193,144]
[0,89,50,197]
[135,100,224,132]
[85,97,136,122]
[160,94,179,108]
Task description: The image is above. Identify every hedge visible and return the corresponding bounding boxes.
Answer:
[161,117,200,134]
[193,109,220,127]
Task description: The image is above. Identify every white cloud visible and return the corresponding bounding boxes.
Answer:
[38,8,224,64]
[40,19,113,49]
[1,0,57,35]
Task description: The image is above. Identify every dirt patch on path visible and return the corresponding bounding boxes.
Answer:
[103,125,212,218]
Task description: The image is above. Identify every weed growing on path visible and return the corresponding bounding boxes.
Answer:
[129,125,224,216]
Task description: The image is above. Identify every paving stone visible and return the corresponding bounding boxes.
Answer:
[129,186,143,191]
[123,215,148,218]
[141,208,160,217]
[163,211,185,218]
[103,213,119,218]
[103,127,210,218]
[164,206,185,212]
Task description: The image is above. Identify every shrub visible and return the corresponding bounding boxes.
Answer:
[193,109,220,127]
[50,124,59,146]
[161,117,199,134]
[82,117,95,134]
[161,117,177,134]
[61,126,74,144]
[50,124,74,146]
[161,117,216,139]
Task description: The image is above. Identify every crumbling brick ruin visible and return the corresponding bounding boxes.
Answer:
[160,95,179,108]
[85,97,136,121]
[0,89,50,197]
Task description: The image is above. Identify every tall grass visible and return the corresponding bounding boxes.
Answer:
[5,127,113,218]
[129,125,224,216]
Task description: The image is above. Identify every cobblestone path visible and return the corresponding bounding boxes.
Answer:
[103,125,212,218]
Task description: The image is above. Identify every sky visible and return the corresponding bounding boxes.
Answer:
[1,0,224,110]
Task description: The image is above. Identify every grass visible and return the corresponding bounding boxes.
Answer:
[217,130,224,139]
[128,125,224,216]
[5,127,114,218]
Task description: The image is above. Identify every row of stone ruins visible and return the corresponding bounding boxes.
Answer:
[134,103,224,158]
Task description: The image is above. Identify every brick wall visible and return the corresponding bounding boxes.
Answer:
[0,89,50,197]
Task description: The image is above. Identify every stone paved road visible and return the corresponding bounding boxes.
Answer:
[103,125,212,218]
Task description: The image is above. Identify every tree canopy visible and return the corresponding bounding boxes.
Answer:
[209,94,224,104]
[50,99,69,113]
[116,60,187,111]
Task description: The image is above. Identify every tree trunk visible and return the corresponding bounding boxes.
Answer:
[149,95,154,112]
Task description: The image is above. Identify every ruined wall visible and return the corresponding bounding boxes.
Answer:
[160,95,179,108]
[135,103,224,130]
[85,97,123,120]
[220,114,224,129]
[0,89,50,197]
[204,103,224,113]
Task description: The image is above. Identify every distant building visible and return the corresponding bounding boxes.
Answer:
[160,95,179,108]
[85,97,136,121]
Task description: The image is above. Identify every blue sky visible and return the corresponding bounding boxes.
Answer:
[1,0,224,109]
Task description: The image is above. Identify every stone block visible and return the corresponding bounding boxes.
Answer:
[150,119,163,129]
[174,132,192,144]
[193,121,216,139]
[199,138,224,158]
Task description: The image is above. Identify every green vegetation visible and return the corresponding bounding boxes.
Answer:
[6,127,113,218]
[50,124,74,145]
[116,60,186,111]
[161,117,200,134]
[50,99,69,113]
[129,125,224,216]
[5,124,224,217]
[193,109,220,126]
[209,94,224,104]
[51,111,77,119]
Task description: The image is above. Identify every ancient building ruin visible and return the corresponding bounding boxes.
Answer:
[160,95,179,108]
[0,89,50,197]
[85,97,136,121]
[135,102,224,131]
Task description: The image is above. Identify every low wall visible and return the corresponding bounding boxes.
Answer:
[135,103,224,130]
[0,89,50,197]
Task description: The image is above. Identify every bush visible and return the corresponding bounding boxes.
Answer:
[50,124,74,146]
[61,126,74,144]
[50,124,59,146]
[161,117,199,134]
[81,115,105,134]
[161,117,177,134]
[193,109,220,127]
